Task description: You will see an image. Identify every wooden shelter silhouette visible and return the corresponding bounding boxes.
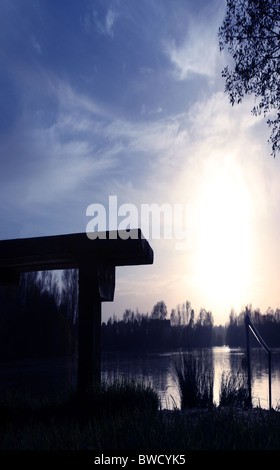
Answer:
[0,229,153,392]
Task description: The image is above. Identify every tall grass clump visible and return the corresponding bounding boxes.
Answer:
[84,378,161,416]
[172,352,214,409]
[0,378,160,426]
[219,370,250,408]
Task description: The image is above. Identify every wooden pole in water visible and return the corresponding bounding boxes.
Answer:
[245,314,252,408]
[245,313,272,410]
[268,350,272,411]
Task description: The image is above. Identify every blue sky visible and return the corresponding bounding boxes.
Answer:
[1,0,280,325]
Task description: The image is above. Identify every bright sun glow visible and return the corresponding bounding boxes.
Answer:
[193,155,253,311]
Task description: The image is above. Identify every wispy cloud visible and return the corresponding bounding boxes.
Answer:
[82,6,118,38]
[30,35,42,55]
[3,77,269,221]
[165,3,225,80]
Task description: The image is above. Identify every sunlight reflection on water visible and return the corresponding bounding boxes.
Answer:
[101,347,280,410]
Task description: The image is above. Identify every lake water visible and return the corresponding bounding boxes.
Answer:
[0,347,280,409]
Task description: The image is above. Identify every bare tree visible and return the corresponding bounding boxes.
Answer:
[61,269,79,325]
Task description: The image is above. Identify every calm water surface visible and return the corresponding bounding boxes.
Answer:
[0,347,280,409]
[102,347,280,409]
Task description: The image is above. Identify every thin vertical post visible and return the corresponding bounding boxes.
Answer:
[268,350,272,411]
[245,313,272,410]
[245,315,252,408]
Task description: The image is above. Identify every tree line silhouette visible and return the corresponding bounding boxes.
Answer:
[102,302,218,351]
[0,270,78,360]
[225,306,280,348]
[0,269,280,360]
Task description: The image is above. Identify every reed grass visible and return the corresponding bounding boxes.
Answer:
[1,378,280,450]
[219,369,250,408]
[172,352,214,409]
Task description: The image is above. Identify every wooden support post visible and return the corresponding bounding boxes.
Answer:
[77,262,115,393]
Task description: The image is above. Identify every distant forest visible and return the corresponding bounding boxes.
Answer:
[0,270,78,361]
[0,269,280,360]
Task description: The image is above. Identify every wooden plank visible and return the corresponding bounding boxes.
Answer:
[0,229,153,272]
